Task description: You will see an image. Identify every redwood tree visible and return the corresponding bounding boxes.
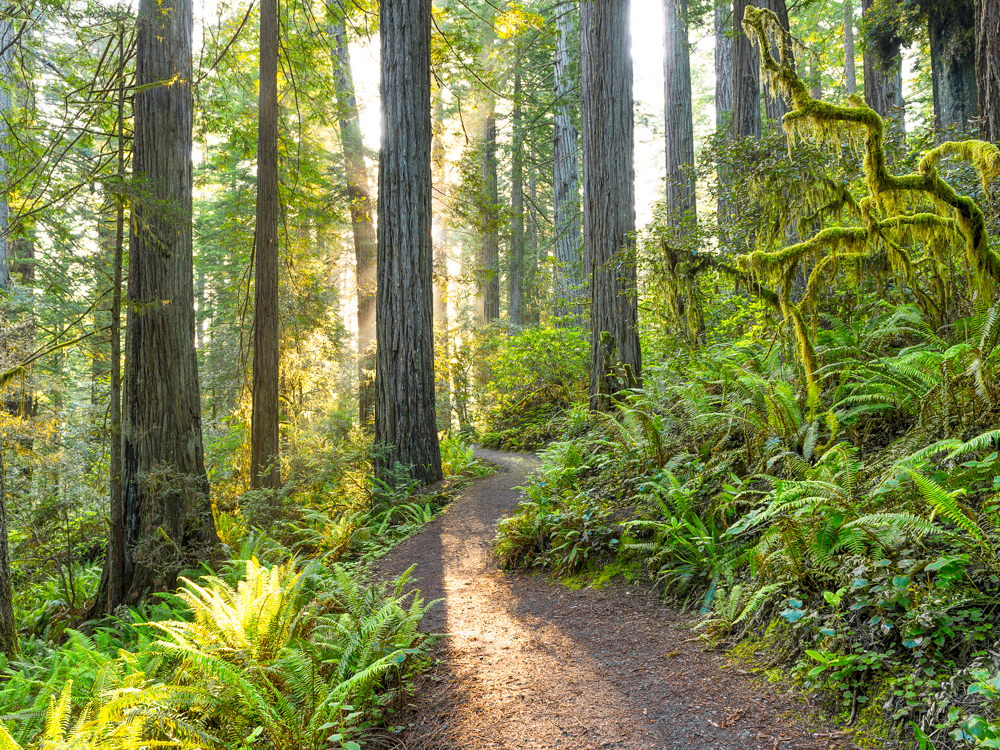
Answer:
[663,0,696,232]
[251,0,280,489]
[374,0,442,484]
[977,0,1000,141]
[553,0,582,317]
[116,0,216,603]
[331,18,376,429]
[581,0,641,411]
[731,0,760,138]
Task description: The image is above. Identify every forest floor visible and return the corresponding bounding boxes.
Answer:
[372,449,860,750]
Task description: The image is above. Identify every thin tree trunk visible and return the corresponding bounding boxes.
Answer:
[331,20,377,429]
[663,0,697,235]
[251,0,280,490]
[844,0,857,95]
[760,0,791,124]
[526,175,540,325]
[553,0,583,319]
[861,0,905,142]
[108,48,125,608]
[715,0,733,223]
[0,444,16,658]
[810,53,822,100]
[0,19,13,293]
[976,0,1000,141]
[731,0,761,138]
[928,5,977,133]
[481,105,500,323]
[509,71,524,326]
[117,0,216,605]
[375,0,442,485]
[581,0,641,411]
[432,91,451,430]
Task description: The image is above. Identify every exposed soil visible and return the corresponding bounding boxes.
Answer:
[374,449,859,750]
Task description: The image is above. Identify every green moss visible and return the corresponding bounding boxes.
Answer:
[852,680,897,750]
[736,5,1000,391]
[559,554,644,590]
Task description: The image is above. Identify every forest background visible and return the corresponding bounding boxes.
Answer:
[1,0,1000,748]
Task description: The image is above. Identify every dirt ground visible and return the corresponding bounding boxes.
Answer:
[373,449,859,750]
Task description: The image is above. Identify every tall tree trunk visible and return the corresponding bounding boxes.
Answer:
[810,53,823,100]
[715,0,733,129]
[117,0,216,605]
[928,5,977,133]
[0,445,16,658]
[526,175,540,325]
[0,19,13,293]
[432,91,451,430]
[663,0,697,235]
[731,0,761,138]
[760,0,791,125]
[581,0,641,411]
[861,0,905,141]
[331,20,377,429]
[251,0,280,490]
[108,58,126,609]
[553,0,583,319]
[481,105,500,323]
[375,0,442,485]
[715,0,733,223]
[844,0,857,95]
[976,0,1000,141]
[509,71,524,326]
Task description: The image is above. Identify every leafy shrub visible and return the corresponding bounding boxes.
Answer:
[478,324,589,450]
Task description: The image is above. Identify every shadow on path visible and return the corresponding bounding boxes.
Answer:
[374,449,852,750]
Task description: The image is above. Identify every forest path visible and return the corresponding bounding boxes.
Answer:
[374,449,851,750]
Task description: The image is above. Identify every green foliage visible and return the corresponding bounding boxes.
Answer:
[478,324,590,450]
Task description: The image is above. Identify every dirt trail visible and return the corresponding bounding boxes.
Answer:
[376,449,853,750]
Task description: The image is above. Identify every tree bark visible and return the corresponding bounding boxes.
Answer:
[976,0,1000,141]
[0,19,13,293]
[480,107,500,323]
[0,445,16,658]
[928,4,977,133]
[581,0,641,411]
[331,20,377,429]
[509,70,524,326]
[251,0,280,490]
[117,0,216,605]
[715,0,733,224]
[553,0,583,319]
[861,0,905,141]
[731,0,761,138]
[844,0,857,95]
[760,0,791,125]
[663,0,697,234]
[375,0,442,485]
[432,91,451,430]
